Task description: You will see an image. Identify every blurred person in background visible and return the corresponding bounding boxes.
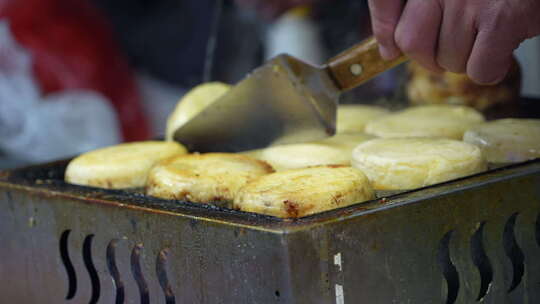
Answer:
[1,0,538,168]
[92,0,390,122]
[0,0,150,168]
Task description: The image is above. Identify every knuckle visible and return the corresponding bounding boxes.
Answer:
[479,3,519,39]
[395,31,418,54]
[373,21,396,45]
[371,11,397,28]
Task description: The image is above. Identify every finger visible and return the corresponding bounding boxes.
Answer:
[466,1,528,84]
[436,1,476,73]
[467,28,518,85]
[395,0,444,72]
[367,0,405,60]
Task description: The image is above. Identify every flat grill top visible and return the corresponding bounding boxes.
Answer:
[1,157,539,232]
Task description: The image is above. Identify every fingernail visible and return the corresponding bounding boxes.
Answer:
[472,75,504,86]
[469,69,508,85]
[379,46,399,61]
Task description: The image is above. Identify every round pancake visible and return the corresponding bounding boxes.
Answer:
[166,82,231,141]
[336,104,390,133]
[257,133,373,171]
[233,165,375,218]
[146,153,273,204]
[317,132,375,150]
[406,60,521,111]
[65,141,188,189]
[463,119,540,163]
[365,105,485,139]
[352,138,486,190]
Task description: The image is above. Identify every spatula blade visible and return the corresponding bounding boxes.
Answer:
[174,54,340,152]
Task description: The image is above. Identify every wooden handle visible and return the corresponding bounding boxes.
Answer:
[326,36,408,92]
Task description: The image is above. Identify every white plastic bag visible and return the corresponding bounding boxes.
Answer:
[0,21,121,163]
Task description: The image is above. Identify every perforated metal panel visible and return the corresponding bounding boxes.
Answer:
[0,160,539,303]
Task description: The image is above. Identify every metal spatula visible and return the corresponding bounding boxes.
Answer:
[174,36,407,152]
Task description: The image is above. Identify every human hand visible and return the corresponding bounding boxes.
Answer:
[235,0,318,20]
[368,0,540,84]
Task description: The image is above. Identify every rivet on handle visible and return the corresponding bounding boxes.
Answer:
[349,63,363,76]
